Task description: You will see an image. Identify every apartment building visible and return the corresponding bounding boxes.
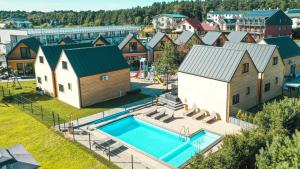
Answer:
[152,13,188,32]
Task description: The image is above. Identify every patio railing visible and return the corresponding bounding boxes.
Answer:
[229,117,257,129]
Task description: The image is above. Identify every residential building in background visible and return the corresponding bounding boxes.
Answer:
[285,9,300,29]
[55,46,130,108]
[219,18,237,31]
[224,42,285,103]
[5,37,41,76]
[178,46,258,122]
[152,13,188,32]
[236,9,292,39]
[207,10,244,23]
[174,30,203,56]
[0,25,140,54]
[147,32,173,63]
[202,32,228,46]
[118,33,147,67]
[174,18,204,35]
[201,22,221,32]
[0,17,32,29]
[227,31,256,43]
[260,36,300,76]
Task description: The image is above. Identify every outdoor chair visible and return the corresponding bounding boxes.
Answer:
[192,109,208,120]
[93,138,113,150]
[183,105,197,117]
[151,109,166,119]
[203,112,217,123]
[144,108,158,117]
[159,113,175,122]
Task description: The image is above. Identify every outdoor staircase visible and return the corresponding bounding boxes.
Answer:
[158,93,184,111]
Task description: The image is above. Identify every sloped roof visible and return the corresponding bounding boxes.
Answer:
[118,33,145,50]
[227,31,249,43]
[285,9,300,17]
[41,42,92,70]
[208,10,244,15]
[201,23,220,32]
[0,144,39,167]
[223,18,237,24]
[179,45,248,82]
[93,35,110,46]
[6,37,42,58]
[63,45,130,77]
[147,32,167,49]
[182,18,204,31]
[58,36,75,44]
[154,13,187,18]
[202,32,222,45]
[224,42,277,72]
[246,9,278,17]
[263,36,300,59]
[174,31,197,45]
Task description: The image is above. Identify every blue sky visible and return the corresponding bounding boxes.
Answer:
[0,0,175,12]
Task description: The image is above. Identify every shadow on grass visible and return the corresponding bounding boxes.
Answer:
[87,93,151,109]
[19,92,53,102]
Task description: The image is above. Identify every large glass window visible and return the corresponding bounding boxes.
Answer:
[129,42,138,52]
[20,47,31,58]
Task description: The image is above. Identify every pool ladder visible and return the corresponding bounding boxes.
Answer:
[179,126,189,142]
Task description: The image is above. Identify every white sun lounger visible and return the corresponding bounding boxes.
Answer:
[107,142,124,153]
[151,109,166,119]
[183,105,197,116]
[159,113,174,122]
[192,111,206,120]
[203,114,217,123]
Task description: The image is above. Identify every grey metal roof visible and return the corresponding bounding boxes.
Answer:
[174,31,195,45]
[0,148,13,164]
[202,32,222,45]
[147,32,166,49]
[8,144,39,166]
[224,42,277,72]
[179,45,247,82]
[227,31,249,43]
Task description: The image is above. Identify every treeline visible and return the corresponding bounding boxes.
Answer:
[1,0,300,27]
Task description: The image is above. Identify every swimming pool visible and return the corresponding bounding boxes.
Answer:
[99,116,221,168]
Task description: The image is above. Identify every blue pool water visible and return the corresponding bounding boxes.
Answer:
[99,116,221,168]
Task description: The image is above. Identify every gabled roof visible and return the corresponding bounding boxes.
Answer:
[63,45,130,77]
[179,45,249,82]
[40,42,92,70]
[118,33,145,50]
[0,144,39,167]
[263,36,300,59]
[58,36,75,44]
[147,32,168,49]
[6,37,42,58]
[93,35,110,46]
[202,32,223,45]
[227,31,249,43]
[223,18,237,24]
[182,18,204,31]
[246,9,278,18]
[201,23,220,32]
[224,42,277,72]
[174,31,199,45]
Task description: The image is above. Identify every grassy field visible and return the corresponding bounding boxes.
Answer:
[0,80,150,124]
[0,105,118,169]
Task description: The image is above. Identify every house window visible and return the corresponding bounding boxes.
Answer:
[273,57,278,65]
[37,77,42,84]
[242,63,249,73]
[68,83,72,90]
[233,94,240,105]
[264,83,271,92]
[100,75,109,81]
[39,56,44,63]
[95,44,104,47]
[246,87,250,95]
[58,84,64,92]
[129,42,138,52]
[275,77,279,84]
[44,76,47,82]
[20,47,31,58]
[62,61,68,70]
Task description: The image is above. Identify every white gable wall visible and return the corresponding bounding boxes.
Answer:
[178,72,229,121]
[34,48,55,97]
[55,52,81,108]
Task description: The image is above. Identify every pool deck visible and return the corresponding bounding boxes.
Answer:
[66,105,241,169]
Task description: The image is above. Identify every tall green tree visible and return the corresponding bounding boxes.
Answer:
[256,131,300,169]
[153,41,179,91]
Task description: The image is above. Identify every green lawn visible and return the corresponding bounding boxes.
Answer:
[0,105,118,169]
[1,80,150,125]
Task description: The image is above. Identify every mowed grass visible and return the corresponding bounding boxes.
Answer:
[0,80,150,124]
[0,105,118,169]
